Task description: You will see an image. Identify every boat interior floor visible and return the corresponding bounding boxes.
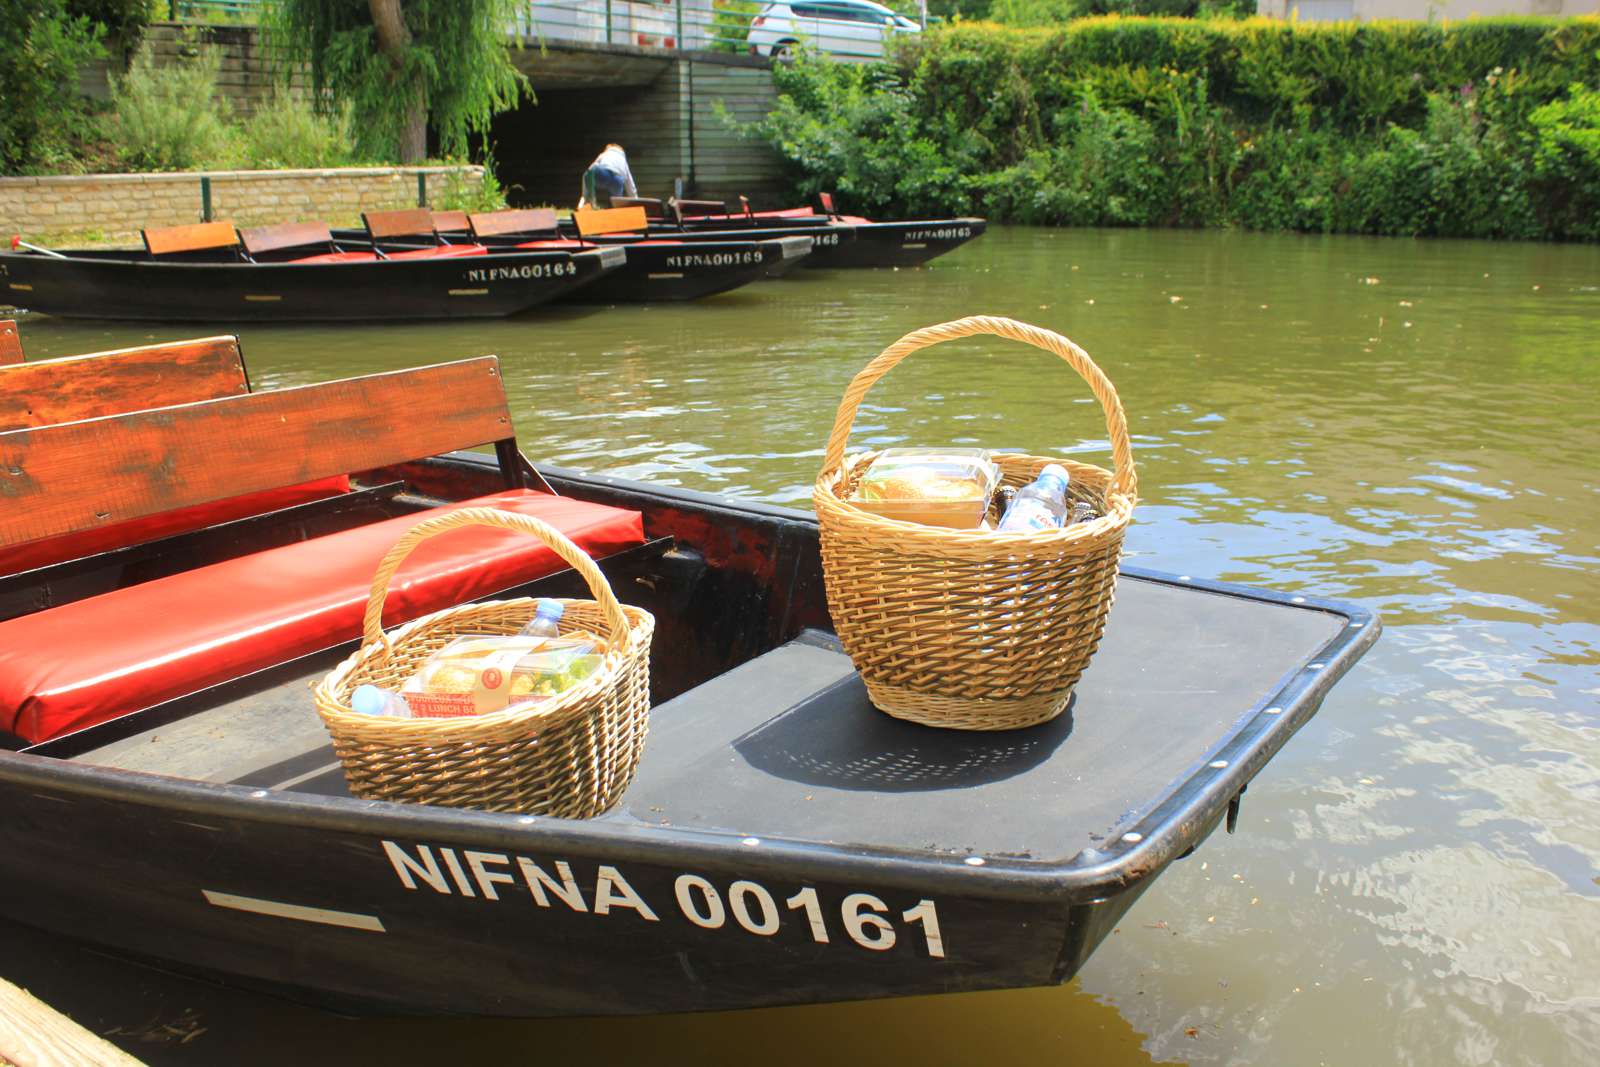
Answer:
[67,576,1347,863]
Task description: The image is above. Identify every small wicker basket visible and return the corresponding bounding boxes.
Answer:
[813,316,1137,731]
[313,507,654,816]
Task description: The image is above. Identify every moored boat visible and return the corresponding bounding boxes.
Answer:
[0,221,624,322]
[0,342,1378,1017]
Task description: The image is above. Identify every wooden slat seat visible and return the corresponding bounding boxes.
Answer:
[0,335,350,577]
[671,198,729,220]
[468,208,560,238]
[573,206,649,238]
[238,221,337,258]
[612,196,665,219]
[0,320,19,366]
[431,210,470,233]
[143,221,240,257]
[0,356,647,742]
[363,208,437,240]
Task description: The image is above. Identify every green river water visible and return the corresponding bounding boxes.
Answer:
[7,225,1600,1065]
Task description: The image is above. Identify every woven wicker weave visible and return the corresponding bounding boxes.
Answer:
[314,507,654,816]
[814,316,1137,731]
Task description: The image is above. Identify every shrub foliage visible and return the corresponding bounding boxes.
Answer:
[759,17,1600,239]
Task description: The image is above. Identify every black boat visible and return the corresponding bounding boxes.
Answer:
[0,349,1378,1017]
[0,221,624,322]
[605,194,988,269]
[429,208,815,301]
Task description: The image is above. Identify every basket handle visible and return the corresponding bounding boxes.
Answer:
[821,316,1136,500]
[361,506,629,651]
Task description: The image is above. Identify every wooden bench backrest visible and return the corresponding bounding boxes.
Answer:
[239,221,335,256]
[143,221,240,256]
[0,357,513,546]
[0,320,19,366]
[819,191,837,215]
[364,208,436,240]
[468,208,559,238]
[431,210,470,233]
[672,199,728,219]
[573,206,648,238]
[612,196,665,220]
[0,336,247,433]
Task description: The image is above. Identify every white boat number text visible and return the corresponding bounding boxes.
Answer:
[462,262,577,282]
[382,840,945,959]
[904,227,971,242]
[665,251,761,268]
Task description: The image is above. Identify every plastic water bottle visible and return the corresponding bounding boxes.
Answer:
[519,599,564,638]
[997,464,1072,532]
[351,684,412,718]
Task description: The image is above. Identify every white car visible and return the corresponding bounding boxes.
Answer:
[747,0,921,61]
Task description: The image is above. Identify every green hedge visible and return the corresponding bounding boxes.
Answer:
[758,17,1600,239]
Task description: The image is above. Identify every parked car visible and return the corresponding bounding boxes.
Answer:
[747,0,921,61]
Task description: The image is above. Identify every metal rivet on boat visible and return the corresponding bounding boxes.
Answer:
[964,856,986,866]
[741,837,761,847]
[250,790,268,799]
[1209,760,1228,769]
[1264,706,1282,715]
[1122,832,1143,844]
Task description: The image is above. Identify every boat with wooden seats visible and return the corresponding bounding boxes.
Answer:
[356,207,814,299]
[0,342,1378,1017]
[607,193,987,269]
[0,220,624,322]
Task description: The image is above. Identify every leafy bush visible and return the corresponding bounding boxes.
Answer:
[1528,78,1600,239]
[112,43,235,170]
[240,93,352,169]
[756,17,1600,240]
[710,0,763,54]
[0,0,106,174]
[431,160,510,213]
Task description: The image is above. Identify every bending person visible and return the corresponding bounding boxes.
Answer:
[578,144,638,209]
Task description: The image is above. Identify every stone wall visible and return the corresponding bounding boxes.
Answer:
[0,167,485,247]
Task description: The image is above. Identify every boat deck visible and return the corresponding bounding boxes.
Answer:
[72,573,1352,865]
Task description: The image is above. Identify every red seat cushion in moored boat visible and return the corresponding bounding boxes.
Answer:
[291,245,488,264]
[0,477,351,578]
[0,490,644,743]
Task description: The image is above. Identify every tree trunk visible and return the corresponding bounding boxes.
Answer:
[368,0,427,162]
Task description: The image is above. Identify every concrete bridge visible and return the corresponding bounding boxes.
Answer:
[154,3,791,208]
[496,1,788,207]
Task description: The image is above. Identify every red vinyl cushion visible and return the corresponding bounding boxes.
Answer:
[0,489,644,742]
[0,477,350,578]
[291,245,488,264]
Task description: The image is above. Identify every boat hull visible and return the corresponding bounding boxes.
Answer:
[0,247,623,322]
[559,236,812,303]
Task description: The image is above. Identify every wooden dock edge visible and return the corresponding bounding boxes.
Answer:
[0,976,146,1067]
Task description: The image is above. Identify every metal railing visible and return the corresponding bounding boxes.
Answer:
[511,0,925,63]
[166,0,924,63]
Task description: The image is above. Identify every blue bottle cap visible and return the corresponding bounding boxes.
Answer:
[352,684,392,716]
[535,598,564,619]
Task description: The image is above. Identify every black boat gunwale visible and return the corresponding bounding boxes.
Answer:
[2,453,1380,908]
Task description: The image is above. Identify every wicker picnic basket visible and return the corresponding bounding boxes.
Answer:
[813,316,1137,731]
[313,507,654,816]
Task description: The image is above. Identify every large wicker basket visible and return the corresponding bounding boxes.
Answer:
[813,316,1137,731]
[313,507,654,816]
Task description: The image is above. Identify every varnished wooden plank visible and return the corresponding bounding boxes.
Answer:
[363,208,435,239]
[143,220,239,256]
[0,975,147,1066]
[612,196,665,219]
[573,206,648,237]
[0,357,511,545]
[0,336,247,433]
[469,208,558,237]
[430,210,470,234]
[239,221,333,256]
[0,320,19,365]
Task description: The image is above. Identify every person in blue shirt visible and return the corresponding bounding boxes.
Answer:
[578,144,638,208]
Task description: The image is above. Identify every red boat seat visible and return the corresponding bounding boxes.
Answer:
[0,476,349,578]
[0,489,644,743]
[290,245,488,264]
